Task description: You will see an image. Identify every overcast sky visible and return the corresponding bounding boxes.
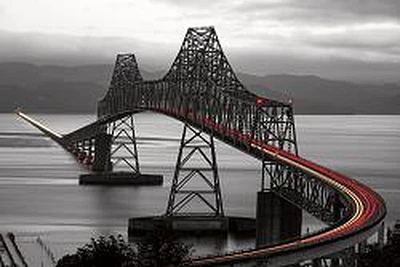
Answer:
[0,0,399,82]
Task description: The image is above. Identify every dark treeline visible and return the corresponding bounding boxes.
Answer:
[56,229,192,267]
[358,227,400,267]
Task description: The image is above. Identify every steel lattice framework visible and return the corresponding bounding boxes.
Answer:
[60,26,349,225]
[17,26,386,266]
[166,123,224,217]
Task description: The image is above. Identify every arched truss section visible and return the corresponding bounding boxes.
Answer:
[48,26,386,265]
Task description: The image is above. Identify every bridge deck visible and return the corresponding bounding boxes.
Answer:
[15,26,386,266]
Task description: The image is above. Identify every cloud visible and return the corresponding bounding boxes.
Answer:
[0,30,174,69]
[220,0,400,48]
[232,0,400,24]
[192,0,400,69]
[2,27,398,83]
[0,0,399,82]
[306,24,400,57]
[322,0,400,20]
[152,0,219,8]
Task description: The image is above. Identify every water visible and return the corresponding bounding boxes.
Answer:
[0,113,399,262]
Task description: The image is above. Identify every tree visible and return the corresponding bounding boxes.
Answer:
[56,235,136,267]
[56,230,192,267]
[136,227,192,267]
[358,231,400,267]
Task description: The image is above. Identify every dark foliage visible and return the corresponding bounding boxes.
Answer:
[358,232,400,267]
[56,230,192,267]
[56,235,136,267]
[136,227,192,267]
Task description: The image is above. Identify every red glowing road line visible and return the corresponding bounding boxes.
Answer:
[153,108,385,265]
[18,104,384,265]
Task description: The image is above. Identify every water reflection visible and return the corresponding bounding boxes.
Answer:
[0,114,398,258]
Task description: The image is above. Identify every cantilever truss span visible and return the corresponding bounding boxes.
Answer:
[17,26,386,266]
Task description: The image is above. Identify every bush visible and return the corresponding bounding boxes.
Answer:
[56,235,136,267]
[56,230,192,267]
[136,227,192,267]
[358,235,400,267]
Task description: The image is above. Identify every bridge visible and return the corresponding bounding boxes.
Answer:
[17,26,386,266]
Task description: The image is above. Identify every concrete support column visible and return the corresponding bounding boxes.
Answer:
[256,191,302,247]
[92,133,112,172]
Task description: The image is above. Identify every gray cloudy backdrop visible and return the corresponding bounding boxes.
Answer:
[0,0,399,82]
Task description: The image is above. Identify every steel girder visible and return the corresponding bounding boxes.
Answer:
[62,114,141,173]
[66,26,350,225]
[13,26,386,267]
[68,137,95,166]
[107,114,140,173]
[263,160,349,225]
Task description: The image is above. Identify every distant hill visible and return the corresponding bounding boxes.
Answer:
[238,73,400,114]
[0,62,399,114]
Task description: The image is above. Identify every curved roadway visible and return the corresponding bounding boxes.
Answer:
[16,107,387,266]
[149,107,386,266]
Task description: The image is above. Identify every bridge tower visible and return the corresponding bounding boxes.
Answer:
[95,54,142,174]
[255,103,302,247]
[107,114,140,173]
[77,54,163,185]
[163,27,227,218]
[166,123,224,216]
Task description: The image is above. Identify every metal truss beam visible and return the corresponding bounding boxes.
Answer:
[67,27,303,221]
[107,114,140,173]
[69,138,95,166]
[262,159,348,225]
[44,26,387,266]
[65,27,351,226]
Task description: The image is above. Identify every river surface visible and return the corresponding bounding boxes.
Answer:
[0,113,399,261]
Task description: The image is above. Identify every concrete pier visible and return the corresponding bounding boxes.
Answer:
[128,216,255,236]
[79,172,163,185]
[256,191,302,247]
[92,133,112,172]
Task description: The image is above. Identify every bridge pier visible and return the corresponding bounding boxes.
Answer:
[129,122,257,235]
[256,190,302,247]
[254,107,303,247]
[91,133,112,172]
[79,115,162,185]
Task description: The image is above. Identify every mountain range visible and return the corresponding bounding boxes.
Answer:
[0,62,399,114]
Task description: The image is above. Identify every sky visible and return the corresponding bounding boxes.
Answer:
[0,0,399,82]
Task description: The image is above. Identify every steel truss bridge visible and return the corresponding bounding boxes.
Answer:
[17,27,386,266]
